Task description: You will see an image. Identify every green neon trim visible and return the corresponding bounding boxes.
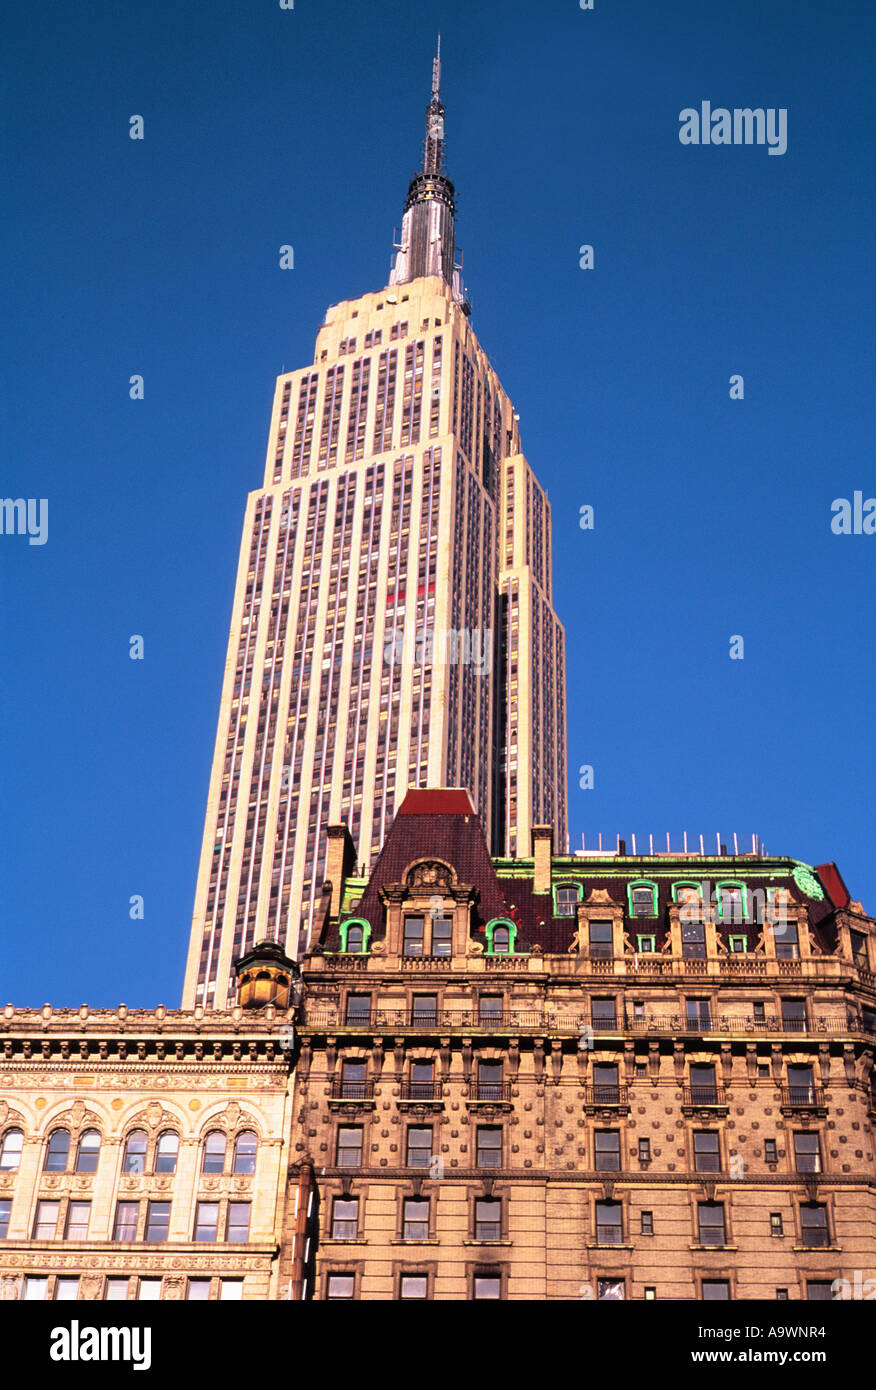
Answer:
[338,918,372,953]
[791,864,824,901]
[728,935,748,953]
[716,881,749,920]
[627,880,658,917]
[485,918,519,955]
[636,935,657,953]
[552,881,583,916]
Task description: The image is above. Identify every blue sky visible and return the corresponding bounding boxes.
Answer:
[3,0,874,1006]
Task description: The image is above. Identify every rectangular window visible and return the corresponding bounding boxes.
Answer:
[65,1201,91,1241]
[331,1197,359,1240]
[326,1274,355,1300]
[793,1134,821,1174]
[399,1274,428,1300]
[775,922,799,960]
[479,995,503,1024]
[402,1197,429,1240]
[477,1060,503,1101]
[340,1060,367,1099]
[595,1201,622,1245]
[686,998,712,1028]
[631,886,655,917]
[186,1280,212,1300]
[476,1126,502,1168]
[788,1065,815,1104]
[693,1131,720,1172]
[770,1212,783,1236]
[591,997,617,1028]
[753,1001,766,1024]
[555,886,579,917]
[776,1288,789,1300]
[589,922,613,959]
[702,1280,730,1300]
[411,995,438,1026]
[641,1210,654,1235]
[592,1063,620,1103]
[113,1201,139,1242]
[54,1278,80,1301]
[406,1127,433,1168]
[597,1279,625,1300]
[594,1130,621,1172]
[729,935,747,953]
[220,1280,244,1300]
[475,1198,501,1242]
[801,1205,829,1248]
[0,1199,10,1238]
[806,1281,834,1301]
[764,1138,778,1164]
[473,1274,501,1299]
[22,1277,49,1301]
[697,1203,726,1247]
[138,1280,162,1301]
[33,1200,60,1240]
[409,1061,435,1099]
[337,1127,363,1168]
[403,917,425,957]
[682,922,706,958]
[689,1064,718,1104]
[226,1202,251,1243]
[345,993,372,1025]
[105,1279,130,1301]
[850,930,869,970]
[144,1201,170,1243]
[431,919,452,956]
[636,935,657,954]
[781,999,806,1031]
[638,1138,651,1164]
[194,1201,220,1242]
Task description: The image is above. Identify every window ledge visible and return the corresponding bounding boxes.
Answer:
[320,1238,369,1245]
[389,1238,441,1246]
[792,1245,842,1253]
[585,1244,636,1251]
[688,1245,739,1252]
[462,1240,513,1247]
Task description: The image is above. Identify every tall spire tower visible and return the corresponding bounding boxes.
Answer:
[183,49,567,1008]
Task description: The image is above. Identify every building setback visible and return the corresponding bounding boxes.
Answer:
[184,47,567,1010]
[290,788,876,1300]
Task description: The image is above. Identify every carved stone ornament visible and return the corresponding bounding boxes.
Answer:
[465,937,484,956]
[407,860,452,890]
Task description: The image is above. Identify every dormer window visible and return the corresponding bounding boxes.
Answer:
[492,926,510,954]
[339,918,371,954]
[346,925,363,952]
[485,919,518,955]
[431,919,452,957]
[403,917,425,957]
[555,885,580,917]
[717,882,746,923]
[628,882,658,918]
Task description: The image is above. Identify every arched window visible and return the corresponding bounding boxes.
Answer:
[75,1130,101,1174]
[122,1130,148,1174]
[346,925,363,952]
[627,881,658,918]
[232,1131,258,1176]
[339,918,371,953]
[485,919,518,955]
[717,882,747,924]
[0,1128,23,1172]
[154,1132,179,1175]
[672,881,702,904]
[44,1129,70,1173]
[202,1131,227,1175]
[554,884,581,917]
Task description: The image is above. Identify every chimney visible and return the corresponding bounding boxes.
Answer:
[324,825,357,919]
[531,825,553,895]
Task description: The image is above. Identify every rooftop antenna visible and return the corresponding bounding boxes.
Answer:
[649,834,654,855]
[683,831,688,853]
[666,832,670,852]
[699,834,704,855]
[716,832,721,854]
[631,833,637,855]
[598,833,603,852]
[733,832,739,855]
[432,32,441,98]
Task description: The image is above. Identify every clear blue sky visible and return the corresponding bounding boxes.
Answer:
[3,0,874,1007]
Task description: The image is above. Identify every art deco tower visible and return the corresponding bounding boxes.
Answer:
[183,46,567,1008]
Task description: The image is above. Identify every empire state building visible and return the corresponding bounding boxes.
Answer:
[183,46,568,1008]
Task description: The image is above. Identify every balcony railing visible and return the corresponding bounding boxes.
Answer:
[398,1081,444,1103]
[584,1085,629,1107]
[307,1008,875,1039]
[330,1080,375,1101]
[468,1081,512,1103]
[781,1086,826,1109]
[683,1085,727,1108]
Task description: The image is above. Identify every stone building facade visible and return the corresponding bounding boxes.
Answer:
[0,971,306,1302]
[293,788,876,1300]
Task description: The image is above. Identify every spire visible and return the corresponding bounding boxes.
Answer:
[389,38,470,312]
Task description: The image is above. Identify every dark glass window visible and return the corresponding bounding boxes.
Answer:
[806,1281,834,1301]
[402,1197,430,1240]
[345,994,372,1025]
[850,930,868,970]
[492,926,511,954]
[753,1001,766,1024]
[775,922,799,960]
[686,998,712,1028]
[409,1061,435,1099]
[556,886,579,917]
[689,1064,718,1104]
[641,1211,653,1235]
[403,917,425,957]
[346,925,364,953]
[337,1127,363,1167]
[801,1204,829,1248]
[331,1197,358,1240]
[631,886,655,918]
[793,1133,821,1172]
[595,1202,622,1245]
[411,995,437,1026]
[475,1198,501,1242]
[781,999,806,1031]
[788,1065,815,1104]
[592,1064,620,1104]
[697,1203,726,1246]
[476,1127,502,1168]
[44,1130,70,1173]
[591,998,617,1028]
[770,1213,783,1236]
[478,995,503,1024]
[594,1130,620,1171]
[340,1060,367,1099]
[693,1131,720,1172]
[75,1130,100,1174]
[638,1138,651,1163]
[764,1138,778,1164]
[477,1061,503,1101]
[682,923,706,958]
[702,1281,730,1300]
[432,919,452,956]
[145,1202,170,1242]
[406,1127,433,1168]
[589,922,613,958]
[0,1199,10,1238]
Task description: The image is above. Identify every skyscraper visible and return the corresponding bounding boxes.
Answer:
[183,46,567,1009]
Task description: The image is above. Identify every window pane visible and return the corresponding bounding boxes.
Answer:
[55,1278,80,1301]
[33,1201,60,1240]
[113,1202,139,1241]
[123,1131,148,1174]
[0,1199,10,1239]
[232,1131,258,1174]
[473,1276,501,1299]
[105,1279,129,1301]
[23,1277,49,1301]
[597,1280,625,1300]
[227,1203,251,1243]
[432,920,452,956]
[186,1280,212,1301]
[412,996,437,1024]
[492,926,510,953]
[220,1280,244,1301]
[202,1131,227,1174]
[346,926,363,952]
[65,1201,91,1240]
[476,1127,502,1167]
[703,1281,730,1300]
[402,1198,430,1240]
[345,994,372,1024]
[75,1130,100,1174]
[693,1132,720,1171]
[154,1132,179,1175]
[403,918,425,957]
[475,1198,501,1241]
[337,1127,363,1166]
[595,1131,620,1171]
[194,1202,219,1242]
[145,1202,170,1242]
[406,1128,433,1167]
[331,1198,358,1240]
[326,1274,355,1300]
[595,1202,622,1244]
[44,1130,70,1172]
[0,1129,23,1171]
[479,996,502,1022]
[138,1280,162,1301]
[400,1275,428,1299]
[698,1204,726,1245]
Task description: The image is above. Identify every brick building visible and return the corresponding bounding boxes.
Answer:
[292,787,876,1300]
